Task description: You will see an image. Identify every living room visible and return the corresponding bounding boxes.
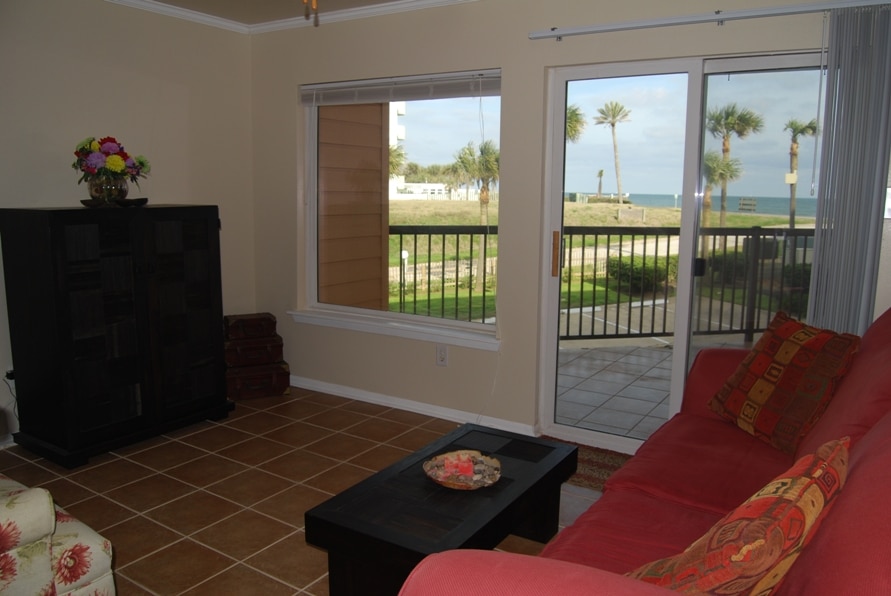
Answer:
[2,0,891,593]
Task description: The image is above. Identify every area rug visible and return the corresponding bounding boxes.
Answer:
[550,440,632,492]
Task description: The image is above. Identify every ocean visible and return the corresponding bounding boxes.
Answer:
[569,193,817,218]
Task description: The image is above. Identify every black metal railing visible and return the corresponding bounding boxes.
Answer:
[389,225,497,323]
[389,225,815,341]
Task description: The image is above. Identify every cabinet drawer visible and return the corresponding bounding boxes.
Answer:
[223,312,277,339]
[224,335,283,367]
[226,363,290,400]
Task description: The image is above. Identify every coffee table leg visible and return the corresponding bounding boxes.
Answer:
[510,482,562,543]
[328,551,418,596]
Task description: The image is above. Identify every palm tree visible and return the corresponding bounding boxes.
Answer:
[706,103,764,227]
[454,140,500,291]
[596,169,604,198]
[784,118,818,228]
[702,150,742,229]
[594,101,631,204]
[389,145,406,179]
[565,104,586,143]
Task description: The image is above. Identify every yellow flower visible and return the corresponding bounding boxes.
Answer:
[89,140,100,152]
[105,154,126,173]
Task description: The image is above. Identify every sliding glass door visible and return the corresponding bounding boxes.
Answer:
[542,54,824,450]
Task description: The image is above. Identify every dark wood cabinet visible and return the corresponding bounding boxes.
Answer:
[0,205,232,467]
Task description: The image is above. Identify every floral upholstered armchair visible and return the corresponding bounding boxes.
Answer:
[0,474,114,595]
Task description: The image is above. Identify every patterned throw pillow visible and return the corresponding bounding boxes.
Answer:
[626,437,849,595]
[708,311,860,454]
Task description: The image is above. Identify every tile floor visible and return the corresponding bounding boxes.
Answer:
[556,341,673,439]
[0,388,600,595]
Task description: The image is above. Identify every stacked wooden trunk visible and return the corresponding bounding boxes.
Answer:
[223,313,290,400]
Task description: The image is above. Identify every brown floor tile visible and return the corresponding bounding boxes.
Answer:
[386,427,444,451]
[192,509,295,560]
[302,433,377,461]
[62,495,136,532]
[379,408,435,427]
[344,417,413,443]
[340,400,392,416]
[124,441,206,471]
[230,394,293,411]
[257,450,339,483]
[253,484,332,527]
[348,444,412,471]
[303,463,373,494]
[178,424,253,452]
[105,474,195,512]
[422,418,463,434]
[181,563,296,595]
[120,538,235,594]
[266,399,331,421]
[165,454,249,487]
[68,458,155,493]
[224,411,294,435]
[102,516,181,567]
[304,575,330,596]
[301,408,370,431]
[205,468,292,506]
[245,531,328,589]
[111,434,169,457]
[37,477,95,508]
[114,574,156,595]
[262,420,333,448]
[0,449,27,471]
[1,461,60,488]
[300,392,353,408]
[217,437,295,467]
[145,491,241,535]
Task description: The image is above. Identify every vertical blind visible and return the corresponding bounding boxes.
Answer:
[809,4,891,334]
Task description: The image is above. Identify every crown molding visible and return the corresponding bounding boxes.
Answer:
[106,0,479,34]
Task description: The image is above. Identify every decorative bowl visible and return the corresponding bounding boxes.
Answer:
[422,449,501,490]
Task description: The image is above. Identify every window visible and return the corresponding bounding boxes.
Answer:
[298,70,502,346]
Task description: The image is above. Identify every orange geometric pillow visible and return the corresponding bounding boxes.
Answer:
[708,312,859,454]
[626,437,849,595]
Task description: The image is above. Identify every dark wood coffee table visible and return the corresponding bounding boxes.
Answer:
[304,423,577,596]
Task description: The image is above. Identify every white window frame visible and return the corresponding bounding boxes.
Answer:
[288,69,502,351]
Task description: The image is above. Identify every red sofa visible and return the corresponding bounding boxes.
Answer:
[400,308,891,595]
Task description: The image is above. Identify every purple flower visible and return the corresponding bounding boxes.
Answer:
[85,152,106,170]
[100,140,121,154]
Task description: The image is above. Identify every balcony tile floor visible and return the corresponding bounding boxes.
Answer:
[0,389,600,595]
[556,342,673,440]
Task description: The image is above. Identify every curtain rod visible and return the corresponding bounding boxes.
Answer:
[529,0,888,40]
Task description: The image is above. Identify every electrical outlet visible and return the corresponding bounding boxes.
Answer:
[435,344,448,367]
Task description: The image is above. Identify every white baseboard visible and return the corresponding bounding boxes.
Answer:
[290,375,536,437]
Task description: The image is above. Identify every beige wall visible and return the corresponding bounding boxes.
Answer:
[249,0,832,430]
[0,0,886,443]
[0,0,257,438]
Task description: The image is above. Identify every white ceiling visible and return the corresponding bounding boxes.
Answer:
[134,0,466,26]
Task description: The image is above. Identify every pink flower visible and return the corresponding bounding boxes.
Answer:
[55,543,92,586]
[0,521,21,551]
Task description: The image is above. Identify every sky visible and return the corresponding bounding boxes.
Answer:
[397,67,824,199]
[398,97,501,172]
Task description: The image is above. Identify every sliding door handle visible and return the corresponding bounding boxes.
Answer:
[551,231,561,277]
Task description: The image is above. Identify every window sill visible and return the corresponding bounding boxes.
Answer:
[287,307,500,351]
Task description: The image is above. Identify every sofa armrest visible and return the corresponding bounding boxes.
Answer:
[0,478,56,551]
[680,347,749,418]
[399,550,673,596]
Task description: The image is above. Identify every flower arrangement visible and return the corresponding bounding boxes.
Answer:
[72,136,151,185]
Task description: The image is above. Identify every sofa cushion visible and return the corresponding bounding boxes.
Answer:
[626,437,849,594]
[796,307,891,458]
[605,413,793,514]
[779,410,891,594]
[539,488,723,574]
[709,311,859,454]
